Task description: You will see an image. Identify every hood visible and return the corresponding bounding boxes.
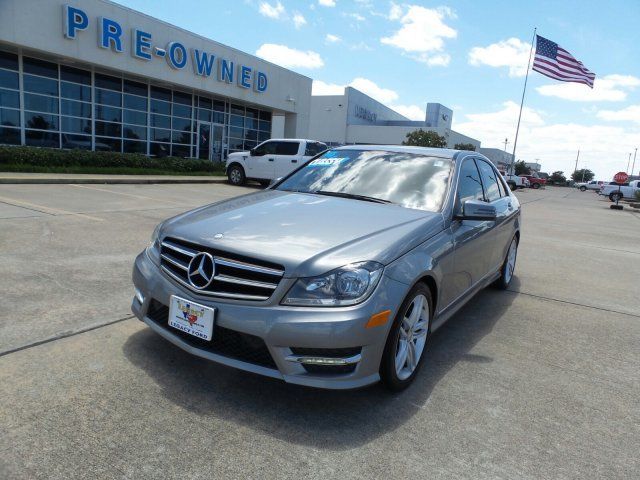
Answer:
[161,191,444,277]
[227,151,249,158]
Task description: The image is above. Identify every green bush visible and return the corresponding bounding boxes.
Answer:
[635,189,640,201]
[0,145,223,174]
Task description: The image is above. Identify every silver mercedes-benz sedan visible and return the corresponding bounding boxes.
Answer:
[131,146,521,390]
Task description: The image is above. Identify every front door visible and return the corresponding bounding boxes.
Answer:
[211,124,225,162]
[197,122,210,160]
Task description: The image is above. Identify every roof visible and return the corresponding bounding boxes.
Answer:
[332,145,465,159]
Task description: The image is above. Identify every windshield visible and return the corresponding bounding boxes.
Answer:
[276,149,452,212]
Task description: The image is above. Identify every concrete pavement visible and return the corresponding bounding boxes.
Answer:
[0,185,638,479]
[0,172,227,184]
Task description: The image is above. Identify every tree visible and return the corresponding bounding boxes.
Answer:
[514,160,531,175]
[403,129,447,148]
[454,143,476,151]
[549,171,567,185]
[571,168,595,182]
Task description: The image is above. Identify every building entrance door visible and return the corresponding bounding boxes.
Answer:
[211,124,225,162]
[197,122,211,160]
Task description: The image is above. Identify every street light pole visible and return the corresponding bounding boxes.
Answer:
[573,149,580,177]
[581,167,587,183]
[627,152,632,173]
[632,147,638,176]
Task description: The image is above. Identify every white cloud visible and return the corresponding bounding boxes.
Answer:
[597,104,640,124]
[390,104,425,120]
[536,74,640,102]
[256,44,324,69]
[381,5,457,66]
[350,41,373,51]
[312,80,345,96]
[259,1,285,19]
[454,101,639,179]
[468,38,531,77]
[425,54,451,67]
[388,2,403,20]
[350,77,399,103]
[325,33,341,44]
[318,0,336,6]
[344,12,366,21]
[293,13,307,29]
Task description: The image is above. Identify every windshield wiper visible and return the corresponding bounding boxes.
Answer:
[311,190,394,204]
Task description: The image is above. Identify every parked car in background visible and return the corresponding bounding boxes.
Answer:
[500,172,528,190]
[132,146,521,390]
[575,180,604,192]
[520,175,546,189]
[600,180,640,202]
[226,139,327,186]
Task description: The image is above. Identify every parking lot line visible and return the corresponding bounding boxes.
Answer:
[69,183,188,206]
[0,194,103,222]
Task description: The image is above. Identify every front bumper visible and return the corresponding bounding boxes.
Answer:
[131,251,408,389]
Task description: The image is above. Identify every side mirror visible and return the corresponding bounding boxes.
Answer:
[456,199,497,221]
[249,148,256,156]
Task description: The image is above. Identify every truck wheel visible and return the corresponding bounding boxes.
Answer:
[508,181,517,191]
[579,186,587,192]
[532,183,540,189]
[227,164,246,186]
[609,192,622,202]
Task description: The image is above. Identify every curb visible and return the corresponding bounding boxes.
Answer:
[0,177,228,185]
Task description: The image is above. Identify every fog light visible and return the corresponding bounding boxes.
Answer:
[134,288,145,304]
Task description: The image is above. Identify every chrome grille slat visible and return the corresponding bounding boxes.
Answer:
[214,257,284,276]
[215,274,278,290]
[161,240,197,257]
[160,253,188,271]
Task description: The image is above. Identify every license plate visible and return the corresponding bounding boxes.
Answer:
[168,296,215,341]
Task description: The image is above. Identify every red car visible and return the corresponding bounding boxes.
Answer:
[519,175,546,189]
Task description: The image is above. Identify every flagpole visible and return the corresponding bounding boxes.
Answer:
[510,27,537,174]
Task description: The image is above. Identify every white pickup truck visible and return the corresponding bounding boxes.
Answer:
[226,139,327,186]
[499,172,529,190]
[601,180,640,202]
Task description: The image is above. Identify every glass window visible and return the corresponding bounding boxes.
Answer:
[456,158,484,212]
[213,100,225,112]
[95,73,122,91]
[96,105,122,123]
[26,130,60,147]
[476,159,501,202]
[150,85,171,101]
[198,108,211,122]
[0,126,21,145]
[25,111,58,130]
[62,134,92,150]
[258,131,270,142]
[244,117,257,130]
[95,136,121,152]
[123,94,147,111]
[245,108,259,120]
[244,129,258,141]
[150,113,170,129]
[0,88,19,109]
[150,99,171,115]
[171,117,191,132]
[253,141,277,156]
[228,137,244,151]
[95,88,121,107]
[172,130,192,144]
[123,109,147,126]
[24,93,58,113]
[259,120,271,132]
[212,111,225,124]
[230,104,244,116]
[61,81,91,102]
[198,97,212,109]
[0,69,19,90]
[61,116,91,134]
[228,126,243,139]
[244,140,257,150]
[151,128,171,142]
[0,107,20,127]
[230,114,243,128]
[277,149,453,212]
[305,142,326,157]
[23,57,58,78]
[259,110,271,121]
[61,99,91,118]
[150,142,169,157]
[123,124,146,140]
[124,140,146,153]
[173,90,192,105]
[276,141,300,155]
[123,79,147,96]
[60,66,91,85]
[95,121,121,137]
[171,144,190,157]
[0,50,19,71]
[172,103,191,119]
[23,74,58,96]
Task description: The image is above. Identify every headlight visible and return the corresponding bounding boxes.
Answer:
[146,223,162,265]
[282,261,383,307]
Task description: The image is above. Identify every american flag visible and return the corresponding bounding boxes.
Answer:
[532,35,595,88]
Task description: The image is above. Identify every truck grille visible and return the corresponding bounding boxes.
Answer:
[160,237,285,301]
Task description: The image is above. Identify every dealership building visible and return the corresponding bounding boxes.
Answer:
[0,0,311,160]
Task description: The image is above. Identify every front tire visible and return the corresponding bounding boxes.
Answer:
[380,283,432,391]
[227,164,246,186]
[532,183,540,189]
[508,181,517,191]
[579,186,587,191]
[494,236,518,290]
[609,192,622,202]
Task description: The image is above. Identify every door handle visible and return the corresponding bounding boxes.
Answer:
[268,158,274,162]
[507,202,513,210]
[291,159,297,163]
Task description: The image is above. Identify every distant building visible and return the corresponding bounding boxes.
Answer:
[525,162,542,173]
[480,148,514,171]
[309,87,480,149]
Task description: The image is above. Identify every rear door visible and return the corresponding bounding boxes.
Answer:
[274,140,302,177]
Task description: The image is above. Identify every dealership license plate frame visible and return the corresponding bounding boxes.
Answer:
[168,295,215,341]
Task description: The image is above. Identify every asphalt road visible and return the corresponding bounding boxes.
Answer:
[1,184,638,479]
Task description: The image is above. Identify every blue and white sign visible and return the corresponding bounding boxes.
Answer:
[63,5,268,93]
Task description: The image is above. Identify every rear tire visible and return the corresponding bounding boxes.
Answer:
[380,283,432,391]
[494,236,518,290]
[227,164,246,186]
[508,181,517,191]
[609,192,622,202]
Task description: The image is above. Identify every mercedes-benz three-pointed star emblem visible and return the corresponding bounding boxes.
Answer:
[187,252,215,289]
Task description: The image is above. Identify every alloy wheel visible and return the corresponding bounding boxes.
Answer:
[395,294,429,380]
[504,239,517,284]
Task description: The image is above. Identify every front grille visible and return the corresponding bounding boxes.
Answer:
[160,237,285,301]
[146,300,277,369]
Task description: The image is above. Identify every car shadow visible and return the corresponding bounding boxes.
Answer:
[122,282,517,451]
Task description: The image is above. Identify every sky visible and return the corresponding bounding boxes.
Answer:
[114,0,640,179]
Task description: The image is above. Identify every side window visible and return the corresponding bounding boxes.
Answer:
[304,142,319,156]
[253,141,276,156]
[476,160,501,202]
[276,141,300,156]
[457,158,484,212]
